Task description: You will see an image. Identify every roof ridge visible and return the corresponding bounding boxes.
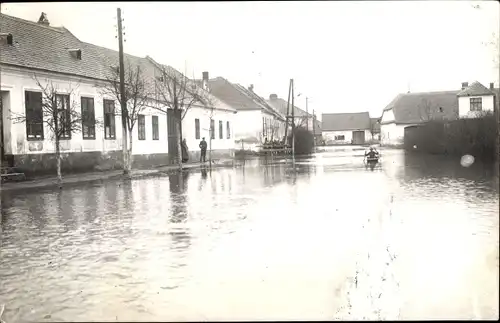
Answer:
[0,12,64,33]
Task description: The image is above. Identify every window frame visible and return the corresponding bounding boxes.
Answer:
[195,118,200,140]
[469,97,482,112]
[81,96,96,140]
[218,120,223,139]
[226,121,231,139]
[152,115,159,140]
[138,114,146,141]
[103,99,116,140]
[55,93,71,140]
[210,119,215,140]
[24,91,44,141]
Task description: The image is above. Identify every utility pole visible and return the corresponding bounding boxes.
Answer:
[312,109,316,150]
[117,8,129,175]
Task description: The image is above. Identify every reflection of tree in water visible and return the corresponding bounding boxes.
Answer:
[168,171,191,252]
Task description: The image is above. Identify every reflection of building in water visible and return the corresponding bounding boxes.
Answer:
[168,171,190,224]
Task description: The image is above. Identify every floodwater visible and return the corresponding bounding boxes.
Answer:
[1,147,498,321]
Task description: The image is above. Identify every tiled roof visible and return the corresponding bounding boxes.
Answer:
[382,91,459,124]
[233,84,285,120]
[0,13,234,112]
[321,112,371,131]
[457,81,495,97]
[266,96,308,119]
[205,77,265,112]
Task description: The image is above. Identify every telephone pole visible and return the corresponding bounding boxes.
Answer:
[117,8,129,175]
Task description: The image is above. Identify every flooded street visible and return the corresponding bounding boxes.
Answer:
[1,147,498,321]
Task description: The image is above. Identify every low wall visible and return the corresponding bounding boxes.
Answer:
[404,115,497,161]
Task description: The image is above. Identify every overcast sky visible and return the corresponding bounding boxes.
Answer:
[2,1,498,118]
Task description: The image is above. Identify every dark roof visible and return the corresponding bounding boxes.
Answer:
[233,84,284,120]
[370,118,381,133]
[206,77,267,112]
[382,91,459,124]
[457,81,495,97]
[321,112,371,131]
[266,96,308,119]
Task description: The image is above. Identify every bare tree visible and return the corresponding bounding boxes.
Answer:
[418,98,434,122]
[100,62,152,176]
[12,75,84,187]
[153,65,205,170]
[200,91,219,169]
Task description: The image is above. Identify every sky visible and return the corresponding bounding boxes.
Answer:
[1,1,499,119]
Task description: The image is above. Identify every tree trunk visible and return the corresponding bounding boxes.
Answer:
[176,116,183,170]
[122,123,129,176]
[55,137,62,188]
[127,130,133,175]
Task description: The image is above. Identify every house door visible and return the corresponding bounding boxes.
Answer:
[167,109,182,164]
[352,130,365,145]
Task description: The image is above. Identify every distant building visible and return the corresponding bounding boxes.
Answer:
[266,94,314,132]
[380,81,498,146]
[204,78,286,152]
[321,112,371,145]
[457,81,498,118]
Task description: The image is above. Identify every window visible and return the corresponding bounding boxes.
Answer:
[138,114,146,140]
[219,120,223,139]
[226,121,231,139]
[103,99,116,139]
[335,135,345,141]
[81,97,95,139]
[210,119,215,139]
[195,118,200,139]
[470,98,482,111]
[152,115,159,140]
[56,94,71,139]
[25,91,44,140]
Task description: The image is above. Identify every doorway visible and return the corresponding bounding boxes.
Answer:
[352,130,365,145]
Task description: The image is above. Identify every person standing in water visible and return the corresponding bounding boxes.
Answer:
[199,137,207,163]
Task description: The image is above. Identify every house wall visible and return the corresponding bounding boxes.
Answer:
[322,130,370,145]
[458,95,495,118]
[0,66,170,174]
[380,123,410,146]
[232,109,285,152]
[181,105,236,160]
[381,109,395,124]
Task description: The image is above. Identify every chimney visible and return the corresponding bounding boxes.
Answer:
[38,12,50,26]
[461,82,468,90]
[202,71,209,91]
[249,84,254,92]
[490,82,494,90]
[269,94,278,100]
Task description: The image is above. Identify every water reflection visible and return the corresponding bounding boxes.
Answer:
[0,148,498,321]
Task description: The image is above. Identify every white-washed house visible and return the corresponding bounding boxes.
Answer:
[379,91,458,147]
[205,78,285,152]
[0,12,235,175]
[321,112,371,145]
[457,81,498,118]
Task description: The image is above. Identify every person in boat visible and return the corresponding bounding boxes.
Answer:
[199,137,207,163]
[365,147,379,160]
